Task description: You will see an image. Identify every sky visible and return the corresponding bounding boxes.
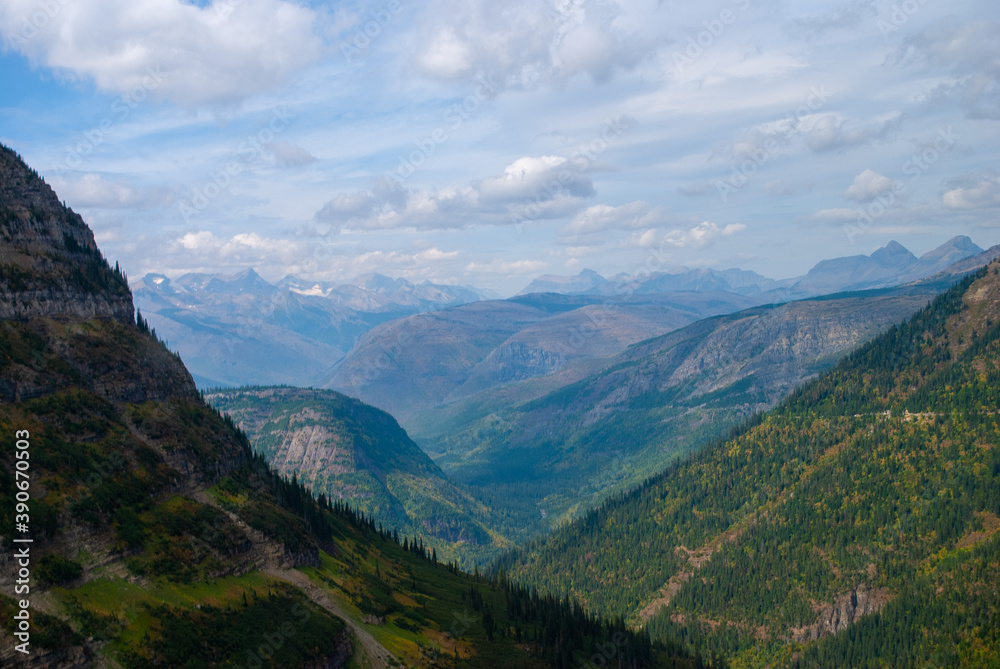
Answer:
[1,0,998,296]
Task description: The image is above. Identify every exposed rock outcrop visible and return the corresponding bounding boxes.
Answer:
[791,584,890,643]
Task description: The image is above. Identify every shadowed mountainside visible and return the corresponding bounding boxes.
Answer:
[205,386,510,566]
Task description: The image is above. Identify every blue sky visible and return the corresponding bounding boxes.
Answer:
[1,0,998,295]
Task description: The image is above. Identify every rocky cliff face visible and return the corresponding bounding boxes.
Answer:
[206,387,504,564]
[791,584,890,643]
[0,145,134,323]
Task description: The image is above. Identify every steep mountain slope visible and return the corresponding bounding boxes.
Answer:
[503,260,1000,667]
[324,291,757,424]
[424,290,939,538]
[205,387,509,566]
[0,144,684,669]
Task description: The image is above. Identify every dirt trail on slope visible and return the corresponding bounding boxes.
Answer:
[188,490,396,667]
[266,567,397,669]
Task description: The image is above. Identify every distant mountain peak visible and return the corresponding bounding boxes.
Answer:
[204,267,278,295]
[142,272,170,285]
[517,269,611,296]
[878,239,908,253]
[871,240,917,267]
[234,267,263,280]
[921,235,983,260]
[136,273,175,293]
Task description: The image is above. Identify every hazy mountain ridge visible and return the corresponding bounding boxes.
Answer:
[134,237,985,394]
[323,291,759,424]
[133,269,493,388]
[322,240,993,544]
[516,236,983,300]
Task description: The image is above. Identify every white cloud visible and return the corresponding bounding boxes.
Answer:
[416,27,474,79]
[314,156,596,232]
[478,155,594,202]
[805,114,902,153]
[661,221,746,249]
[0,0,321,107]
[615,221,746,251]
[172,230,302,262]
[557,22,622,83]
[891,19,1000,119]
[414,247,459,262]
[842,169,895,202]
[560,201,669,236]
[942,174,1000,209]
[408,0,642,88]
[619,228,660,249]
[179,230,218,250]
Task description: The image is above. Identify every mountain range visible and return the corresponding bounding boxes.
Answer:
[133,269,494,388]
[518,235,983,299]
[3,141,998,667]
[322,290,759,424]
[207,245,1000,557]
[417,288,947,537]
[135,237,985,394]
[320,242,998,542]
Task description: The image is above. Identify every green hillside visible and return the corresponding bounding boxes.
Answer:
[422,290,938,541]
[205,387,511,567]
[502,261,1000,667]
